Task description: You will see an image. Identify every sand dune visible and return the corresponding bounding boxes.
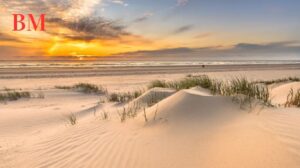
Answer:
[260,108,300,157]
[137,89,237,125]
[1,69,300,168]
[132,87,176,106]
[1,87,299,168]
[0,89,101,166]
[270,82,300,105]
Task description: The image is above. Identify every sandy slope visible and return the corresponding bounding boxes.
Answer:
[1,87,300,168]
[1,69,300,168]
[260,108,300,157]
[0,89,102,168]
[270,82,300,105]
[0,89,101,137]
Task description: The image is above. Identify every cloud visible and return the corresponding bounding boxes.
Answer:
[194,32,214,39]
[116,41,300,60]
[234,41,300,52]
[1,0,133,42]
[0,45,44,58]
[177,0,189,6]
[126,47,194,55]
[110,0,128,6]
[1,0,48,13]
[0,33,22,42]
[65,0,102,19]
[1,0,101,19]
[47,17,127,40]
[51,33,97,41]
[4,41,300,60]
[133,12,153,23]
[173,25,194,34]
[0,46,24,57]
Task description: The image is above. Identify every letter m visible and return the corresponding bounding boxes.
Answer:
[28,14,46,31]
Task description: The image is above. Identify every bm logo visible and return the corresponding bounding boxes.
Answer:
[13,14,45,31]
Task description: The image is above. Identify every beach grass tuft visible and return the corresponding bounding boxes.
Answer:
[117,101,144,122]
[109,90,143,103]
[285,89,300,107]
[72,83,106,94]
[227,77,272,107]
[55,86,72,90]
[68,113,77,125]
[148,75,215,91]
[256,77,300,85]
[101,110,109,120]
[56,83,107,94]
[0,90,31,102]
[148,80,168,89]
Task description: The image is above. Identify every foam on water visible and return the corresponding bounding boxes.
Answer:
[0,60,299,69]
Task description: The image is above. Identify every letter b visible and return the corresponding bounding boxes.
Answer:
[13,14,25,31]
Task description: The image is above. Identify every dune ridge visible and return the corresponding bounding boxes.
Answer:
[1,87,298,168]
[1,71,300,168]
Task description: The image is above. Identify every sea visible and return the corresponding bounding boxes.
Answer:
[0,60,299,69]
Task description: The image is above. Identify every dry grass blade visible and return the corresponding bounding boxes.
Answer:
[285,89,300,107]
[109,90,144,103]
[56,83,107,94]
[68,113,77,125]
[143,107,148,123]
[0,90,31,102]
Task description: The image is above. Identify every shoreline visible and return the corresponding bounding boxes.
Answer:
[1,63,300,79]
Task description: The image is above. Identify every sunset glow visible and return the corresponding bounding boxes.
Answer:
[1,0,300,60]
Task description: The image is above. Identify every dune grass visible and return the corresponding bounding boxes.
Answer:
[285,89,300,107]
[101,111,109,120]
[73,83,105,94]
[227,78,272,108]
[148,75,271,106]
[153,104,159,121]
[56,83,107,94]
[229,78,271,105]
[148,80,168,89]
[256,77,300,85]
[68,113,77,125]
[109,90,143,103]
[117,101,143,122]
[143,91,171,107]
[55,86,72,90]
[0,90,31,102]
[118,108,127,123]
[148,75,216,91]
[143,107,148,122]
[115,90,170,123]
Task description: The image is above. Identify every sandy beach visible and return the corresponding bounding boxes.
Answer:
[1,64,300,168]
[2,0,300,167]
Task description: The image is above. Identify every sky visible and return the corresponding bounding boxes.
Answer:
[0,0,300,60]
